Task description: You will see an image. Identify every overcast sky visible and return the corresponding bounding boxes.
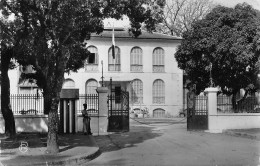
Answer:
[105,0,260,28]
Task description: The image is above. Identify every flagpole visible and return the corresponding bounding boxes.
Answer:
[113,22,116,71]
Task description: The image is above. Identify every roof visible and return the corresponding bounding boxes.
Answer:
[91,28,182,41]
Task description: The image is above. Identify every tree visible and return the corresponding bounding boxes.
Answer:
[157,0,215,37]
[2,0,165,154]
[175,3,260,108]
[0,14,25,137]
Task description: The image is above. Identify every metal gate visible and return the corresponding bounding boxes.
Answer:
[107,90,129,132]
[187,91,208,130]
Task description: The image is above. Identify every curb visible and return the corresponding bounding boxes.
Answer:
[223,130,259,140]
[41,148,101,166]
[2,135,102,166]
[32,136,101,166]
[3,148,101,166]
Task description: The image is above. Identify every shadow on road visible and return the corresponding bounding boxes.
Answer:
[94,125,162,153]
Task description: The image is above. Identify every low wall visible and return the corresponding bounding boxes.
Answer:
[0,114,103,135]
[208,113,260,133]
[0,115,48,133]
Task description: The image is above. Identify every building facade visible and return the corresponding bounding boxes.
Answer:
[64,28,183,117]
[7,28,183,117]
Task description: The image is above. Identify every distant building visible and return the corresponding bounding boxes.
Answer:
[7,28,183,117]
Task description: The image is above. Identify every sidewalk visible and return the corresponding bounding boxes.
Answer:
[0,133,100,166]
[223,128,260,141]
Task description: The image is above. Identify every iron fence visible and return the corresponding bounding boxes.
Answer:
[107,93,129,116]
[0,94,99,115]
[78,94,99,116]
[217,95,260,113]
[9,94,44,115]
[217,95,233,113]
[195,96,207,115]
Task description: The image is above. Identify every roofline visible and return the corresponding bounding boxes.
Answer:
[90,36,183,41]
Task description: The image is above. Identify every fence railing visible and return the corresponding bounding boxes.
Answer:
[217,95,260,113]
[195,95,207,111]
[0,94,99,115]
[10,94,44,115]
[78,94,99,116]
[188,95,260,113]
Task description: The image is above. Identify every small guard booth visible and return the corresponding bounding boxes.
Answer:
[60,89,79,134]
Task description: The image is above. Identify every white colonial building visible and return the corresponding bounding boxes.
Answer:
[63,28,183,117]
[6,28,183,117]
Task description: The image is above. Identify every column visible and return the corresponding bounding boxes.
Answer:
[204,87,219,133]
[96,87,109,135]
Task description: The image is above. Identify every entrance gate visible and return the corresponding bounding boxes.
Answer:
[187,91,208,130]
[107,90,129,132]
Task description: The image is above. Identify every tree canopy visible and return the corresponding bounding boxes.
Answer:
[175,3,260,96]
[1,0,165,154]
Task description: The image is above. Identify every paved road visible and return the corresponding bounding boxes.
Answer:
[82,119,260,166]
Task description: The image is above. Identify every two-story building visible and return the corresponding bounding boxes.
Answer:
[63,28,183,117]
[6,27,183,117]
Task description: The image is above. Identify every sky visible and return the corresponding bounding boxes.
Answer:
[104,0,260,28]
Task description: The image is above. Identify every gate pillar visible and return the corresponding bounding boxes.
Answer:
[96,87,109,135]
[204,87,219,133]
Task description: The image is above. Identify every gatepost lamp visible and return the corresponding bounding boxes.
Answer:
[209,62,214,87]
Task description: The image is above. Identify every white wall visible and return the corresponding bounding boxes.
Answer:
[0,115,48,133]
[9,69,19,94]
[0,114,102,135]
[206,88,260,133]
[65,38,183,116]
[208,114,260,133]
[6,35,183,117]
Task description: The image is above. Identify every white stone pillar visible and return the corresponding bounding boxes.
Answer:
[96,87,109,135]
[63,100,68,133]
[204,87,220,133]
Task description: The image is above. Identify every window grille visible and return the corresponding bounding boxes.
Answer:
[86,79,98,94]
[131,79,143,104]
[130,47,143,72]
[63,79,75,88]
[153,79,165,104]
[153,48,165,72]
[153,108,165,118]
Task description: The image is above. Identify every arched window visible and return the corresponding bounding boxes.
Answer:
[63,79,75,88]
[153,47,165,72]
[86,46,99,71]
[108,46,120,71]
[153,79,165,104]
[130,47,143,72]
[85,79,98,94]
[131,79,143,104]
[153,108,165,118]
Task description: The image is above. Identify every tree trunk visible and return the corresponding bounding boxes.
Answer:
[45,92,60,154]
[231,90,238,113]
[1,53,16,137]
[43,48,68,154]
[44,88,52,115]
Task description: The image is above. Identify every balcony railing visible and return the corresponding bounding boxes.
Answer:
[153,65,164,72]
[131,65,143,72]
[108,64,121,71]
[85,64,98,72]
